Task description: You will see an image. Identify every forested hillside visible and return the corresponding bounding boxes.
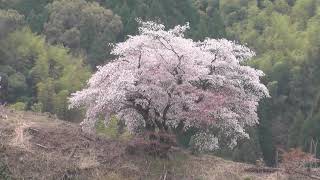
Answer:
[0,0,319,167]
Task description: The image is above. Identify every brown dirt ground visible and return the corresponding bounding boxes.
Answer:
[0,108,311,180]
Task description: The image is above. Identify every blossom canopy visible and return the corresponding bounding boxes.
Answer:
[69,21,269,150]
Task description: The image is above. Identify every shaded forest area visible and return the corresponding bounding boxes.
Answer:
[0,0,319,166]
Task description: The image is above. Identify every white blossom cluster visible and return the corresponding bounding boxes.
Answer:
[190,132,219,152]
[69,21,269,150]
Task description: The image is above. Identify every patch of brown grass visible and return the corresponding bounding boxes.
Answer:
[0,109,302,180]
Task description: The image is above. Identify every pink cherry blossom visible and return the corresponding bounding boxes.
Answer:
[69,21,269,150]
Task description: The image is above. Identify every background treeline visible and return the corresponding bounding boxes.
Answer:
[0,0,319,166]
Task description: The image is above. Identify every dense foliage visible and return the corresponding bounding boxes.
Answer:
[103,0,225,40]
[0,0,319,165]
[0,9,90,119]
[222,0,320,165]
[44,0,123,68]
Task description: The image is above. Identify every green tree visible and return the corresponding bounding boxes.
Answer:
[103,0,201,39]
[0,9,25,39]
[44,0,122,68]
[0,0,51,33]
[193,0,226,39]
[1,27,90,120]
[221,0,320,164]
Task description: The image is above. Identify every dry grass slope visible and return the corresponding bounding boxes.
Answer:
[0,108,306,180]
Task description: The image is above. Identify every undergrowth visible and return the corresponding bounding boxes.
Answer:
[145,153,191,179]
[0,161,10,180]
[96,116,132,141]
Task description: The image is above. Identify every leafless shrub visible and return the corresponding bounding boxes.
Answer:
[280,147,320,180]
[0,104,7,119]
[78,149,100,170]
[281,148,317,172]
[10,122,32,149]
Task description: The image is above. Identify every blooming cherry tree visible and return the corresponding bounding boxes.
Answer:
[69,21,269,151]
